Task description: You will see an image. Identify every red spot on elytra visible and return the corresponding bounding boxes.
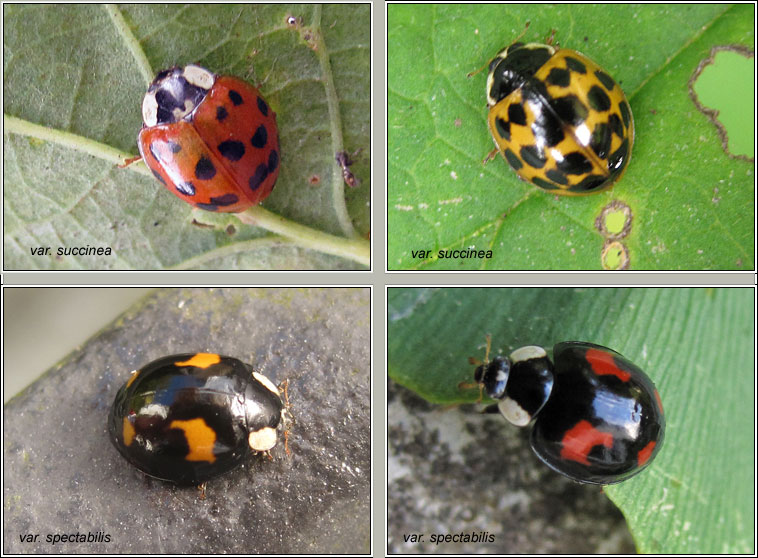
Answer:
[560,420,614,465]
[638,441,657,466]
[654,389,664,414]
[585,348,630,381]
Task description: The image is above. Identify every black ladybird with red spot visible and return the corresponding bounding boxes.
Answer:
[108,353,285,485]
[472,341,664,484]
[135,65,280,212]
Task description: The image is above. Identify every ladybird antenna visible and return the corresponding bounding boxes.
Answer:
[484,333,492,364]
[467,59,490,79]
[514,21,531,44]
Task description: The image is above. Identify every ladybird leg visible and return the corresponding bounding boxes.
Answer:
[481,403,500,415]
[197,482,207,500]
[118,155,142,168]
[482,148,499,165]
[283,429,291,457]
[278,378,290,407]
[457,380,484,403]
[277,378,293,457]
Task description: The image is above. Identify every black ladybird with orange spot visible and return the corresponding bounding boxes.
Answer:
[108,353,284,484]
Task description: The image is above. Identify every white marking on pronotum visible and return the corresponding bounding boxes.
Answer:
[498,397,532,426]
[142,92,158,126]
[248,427,278,451]
[182,65,215,90]
[510,345,547,364]
[253,372,280,395]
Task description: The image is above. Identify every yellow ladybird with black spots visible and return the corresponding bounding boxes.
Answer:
[485,36,634,195]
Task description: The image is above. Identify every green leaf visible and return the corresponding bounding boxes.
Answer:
[388,287,754,553]
[388,4,754,270]
[3,4,370,269]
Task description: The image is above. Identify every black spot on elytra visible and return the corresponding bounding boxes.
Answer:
[608,139,630,172]
[550,95,588,126]
[268,150,279,172]
[508,103,527,126]
[557,152,593,175]
[195,156,217,180]
[210,193,239,206]
[532,106,565,147]
[195,202,219,212]
[229,90,244,106]
[532,176,561,190]
[573,174,607,191]
[619,101,632,129]
[565,56,587,74]
[545,169,569,185]
[609,113,624,138]
[249,164,269,191]
[495,116,511,141]
[595,70,616,91]
[216,106,229,121]
[520,145,547,169]
[546,67,571,87]
[257,96,269,117]
[251,125,268,148]
[588,85,611,112]
[150,140,181,164]
[176,182,196,196]
[218,140,245,162]
[590,123,612,159]
[504,148,523,171]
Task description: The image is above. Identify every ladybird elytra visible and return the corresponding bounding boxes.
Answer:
[471,341,664,484]
[108,353,285,485]
[484,37,634,195]
[136,65,280,213]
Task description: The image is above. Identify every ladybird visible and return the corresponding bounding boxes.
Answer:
[136,65,280,212]
[108,353,285,485]
[471,340,664,484]
[484,34,634,194]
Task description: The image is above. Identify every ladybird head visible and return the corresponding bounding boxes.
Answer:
[475,356,511,400]
[142,64,216,127]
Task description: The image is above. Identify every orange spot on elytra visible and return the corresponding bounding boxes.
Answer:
[170,418,217,463]
[585,348,631,381]
[560,420,614,465]
[122,417,136,446]
[654,389,664,414]
[125,369,141,388]
[638,440,657,466]
[175,353,221,369]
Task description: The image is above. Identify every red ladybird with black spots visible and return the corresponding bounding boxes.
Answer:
[470,340,664,484]
[134,64,280,212]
